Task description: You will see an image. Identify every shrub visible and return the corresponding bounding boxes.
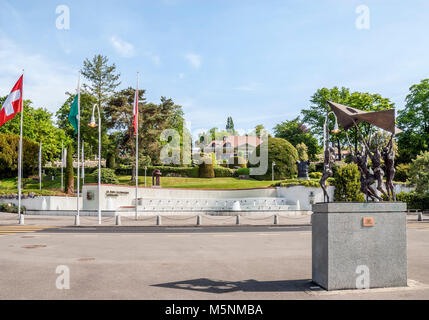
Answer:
[214,167,236,177]
[309,172,323,180]
[396,192,429,211]
[236,168,250,176]
[228,156,247,169]
[92,168,119,185]
[198,154,215,178]
[116,166,199,178]
[0,203,26,214]
[333,163,365,202]
[0,133,39,178]
[271,179,321,188]
[250,137,299,180]
[409,151,429,196]
[395,163,410,182]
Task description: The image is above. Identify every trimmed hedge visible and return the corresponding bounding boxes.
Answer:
[309,172,323,180]
[271,179,321,188]
[116,166,199,178]
[214,167,236,177]
[396,192,429,211]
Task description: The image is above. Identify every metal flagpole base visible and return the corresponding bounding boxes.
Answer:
[74,215,80,226]
[19,215,25,225]
[116,215,121,226]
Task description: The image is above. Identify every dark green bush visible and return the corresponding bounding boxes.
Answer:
[0,133,39,178]
[116,166,199,178]
[0,203,26,214]
[250,137,299,180]
[333,164,365,202]
[236,168,250,176]
[396,192,429,211]
[92,168,119,184]
[214,167,235,177]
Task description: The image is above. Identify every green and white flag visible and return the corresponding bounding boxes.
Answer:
[68,94,79,135]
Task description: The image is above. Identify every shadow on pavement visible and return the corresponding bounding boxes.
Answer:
[152,278,312,294]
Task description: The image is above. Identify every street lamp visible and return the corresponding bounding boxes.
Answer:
[89,104,102,225]
[324,110,341,151]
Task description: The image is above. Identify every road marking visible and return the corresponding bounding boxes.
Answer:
[0,226,57,238]
[257,233,281,236]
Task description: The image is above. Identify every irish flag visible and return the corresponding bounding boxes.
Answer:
[0,75,23,127]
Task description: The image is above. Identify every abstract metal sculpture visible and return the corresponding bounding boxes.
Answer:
[320,101,402,202]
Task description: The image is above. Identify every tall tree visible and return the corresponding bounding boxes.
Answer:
[81,54,121,112]
[226,117,236,134]
[301,87,394,158]
[65,143,74,194]
[254,124,265,137]
[273,118,321,161]
[397,79,429,164]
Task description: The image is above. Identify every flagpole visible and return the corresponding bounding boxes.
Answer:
[61,141,64,191]
[75,73,81,226]
[18,70,24,225]
[39,142,42,190]
[82,140,85,186]
[135,72,139,221]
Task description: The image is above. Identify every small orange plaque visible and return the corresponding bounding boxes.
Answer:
[363,217,375,227]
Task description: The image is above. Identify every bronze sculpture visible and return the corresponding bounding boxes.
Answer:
[320,146,336,202]
[382,134,396,201]
[320,101,403,203]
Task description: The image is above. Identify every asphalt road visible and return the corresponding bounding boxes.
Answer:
[0,223,428,300]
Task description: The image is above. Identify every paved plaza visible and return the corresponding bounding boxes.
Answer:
[0,213,428,300]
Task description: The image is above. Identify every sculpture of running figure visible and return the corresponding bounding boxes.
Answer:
[382,134,396,201]
[351,143,382,201]
[362,138,389,200]
[320,146,336,203]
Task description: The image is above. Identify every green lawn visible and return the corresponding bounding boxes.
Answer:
[0,175,284,195]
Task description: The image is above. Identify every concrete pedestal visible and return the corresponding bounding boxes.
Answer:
[312,202,407,291]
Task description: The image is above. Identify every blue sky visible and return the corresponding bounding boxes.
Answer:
[1,0,429,136]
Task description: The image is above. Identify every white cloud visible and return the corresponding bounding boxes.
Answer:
[110,36,136,58]
[185,53,202,69]
[0,33,77,115]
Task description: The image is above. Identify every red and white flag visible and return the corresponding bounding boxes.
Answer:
[0,75,23,127]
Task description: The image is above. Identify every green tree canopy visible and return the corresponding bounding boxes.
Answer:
[0,98,68,162]
[81,54,121,110]
[274,117,320,161]
[251,137,298,180]
[301,87,395,157]
[397,79,429,164]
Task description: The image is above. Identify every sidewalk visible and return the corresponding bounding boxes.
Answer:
[0,212,311,227]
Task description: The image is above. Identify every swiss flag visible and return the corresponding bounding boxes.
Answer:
[0,75,23,127]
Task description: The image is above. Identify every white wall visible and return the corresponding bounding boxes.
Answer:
[276,186,335,211]
[0,196,82,211]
